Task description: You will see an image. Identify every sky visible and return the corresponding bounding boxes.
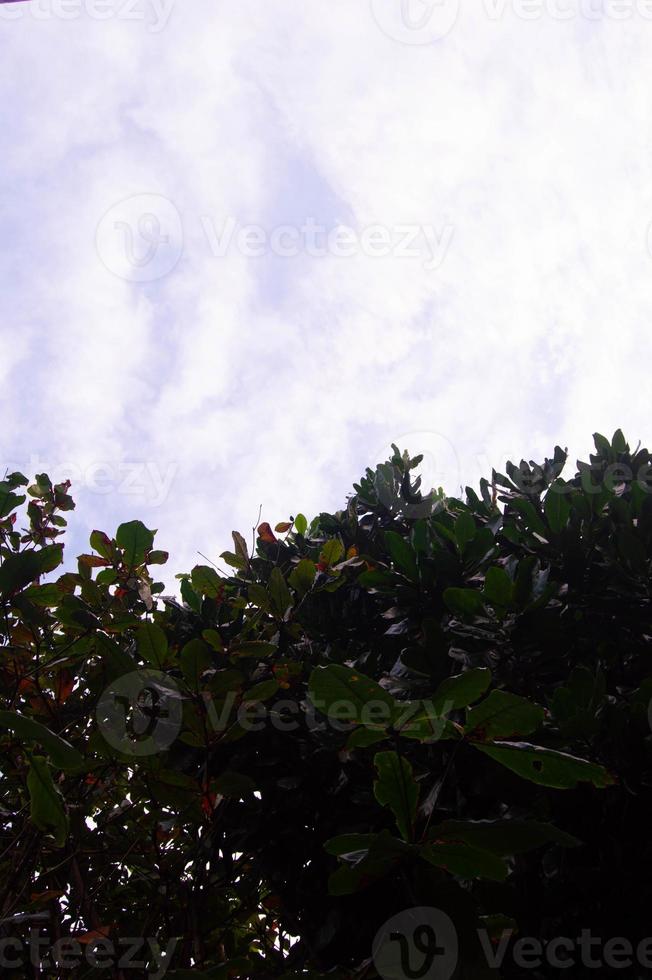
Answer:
[2,0,652,580]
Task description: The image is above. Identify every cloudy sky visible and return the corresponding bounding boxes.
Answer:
[2,0,652,579]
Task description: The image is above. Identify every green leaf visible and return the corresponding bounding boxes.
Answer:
[384,531,418,581]
[147,550,169,565]
[243,583,267,612]
[208,669,244,696]
[612,428,628,453]
[94,632,137,680]
[308,664,395,724]
[593,432,612,456]
[482,567,513,607]
[432,668,492,714]
[220,551,247,571]
[320,539,344,566]
[327,831,409,895]
[28,473,52,498]
[4,472,28,488]
[38,544,65,574]
[325,831,410,861]
[512,556,549,609]
[473,741,615,788]
[0,489,25,519]
[96,568,118,587]
[391,701,458,743]
[357,569,398,591]
[229,641,278,659]
[455,512,476,549]
[268,567,293,618]
[213,771,256,797]
[27,755,69,847]
[510,498,546,536]
[22,583,62,607]
[89,530,114,561]
[180,577,201,612]
[411,519,429,554]
[428,818,580,855]
[324,833,379,856]
[136,623,168,668]
[0,551,50,597]
[373,750,419,842]
[202,629,225,652]
[191,565,223,599]
[0,712,84,772]
[180,638,213,688]
[294,513,308,536]
[466,691,544,740]
[232,530,249,563]
[288,558,316,597]
[544,481,572,533]
[421,841,508,881]
[116,520,155,568]
[346,727,388,749]
[443,587,485,619]
[550,666,605,738]
[244,679,279,702]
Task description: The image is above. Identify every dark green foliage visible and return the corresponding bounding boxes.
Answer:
[0,431,651,976]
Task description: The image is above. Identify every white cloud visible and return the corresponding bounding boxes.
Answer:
[1,0,652,580]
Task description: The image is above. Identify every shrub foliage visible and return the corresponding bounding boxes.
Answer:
[1,431,651,977]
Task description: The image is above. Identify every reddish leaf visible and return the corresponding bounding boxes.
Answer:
[73,927,112,944]
[78,554,111,568]
[258,523,277,543]
[55,669,74,703]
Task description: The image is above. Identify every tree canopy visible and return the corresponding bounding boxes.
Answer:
[1,430,651,978]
